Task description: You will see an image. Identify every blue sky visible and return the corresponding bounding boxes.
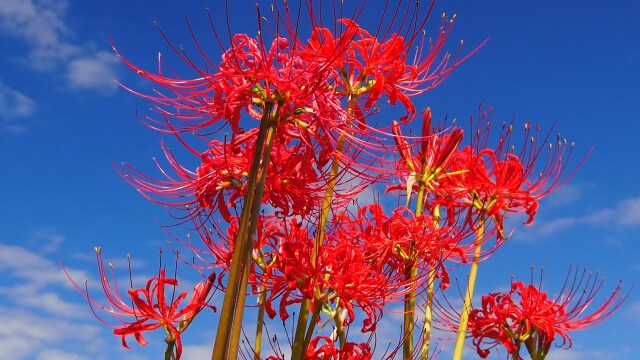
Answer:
[1,0,639,359]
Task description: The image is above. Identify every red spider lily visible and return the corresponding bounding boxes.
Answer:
[305,336,373,359]
[121,128,362,225]
[113,13,336,137]
[437,116,581,244]
[297,9,477,123]
[386,109,464,202]
[468,268,628,359]
[189,214,284,289]
[338,204,465,289]
[243,215,400,333]
[64,248,215,359]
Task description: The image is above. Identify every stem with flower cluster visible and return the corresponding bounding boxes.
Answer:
[452,215,486,360]
[290,92,355,359]
[253,251,270,360]
[211,102,277,360]
[228,119,279,360]
[164,337,176,360]
[402,168,432,359]
[290,135,345,359]
[420,205,441,360]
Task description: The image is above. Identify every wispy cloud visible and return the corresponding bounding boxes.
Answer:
[0,0,120,93]
[0,81,36,134]
[0,0,77,69]
[0,307,99,360]
[66,51,119,91]
[517,195,640,240]
[583,197,640,227]
[0,239,110,360]
[546,347,623,360]
[626,300,640,324]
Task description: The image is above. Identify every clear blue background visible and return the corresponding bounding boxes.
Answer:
[1,1,638,359]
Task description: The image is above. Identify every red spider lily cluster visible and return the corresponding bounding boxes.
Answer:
[468,269,627,360]
[67,1,629,359]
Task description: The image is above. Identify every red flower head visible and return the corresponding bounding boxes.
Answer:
[468,268,628,359]
[64,248,215,359]
[438,110,585,246]
[305,336,373,360]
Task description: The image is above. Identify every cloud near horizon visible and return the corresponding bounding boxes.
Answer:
[0,237,114,360]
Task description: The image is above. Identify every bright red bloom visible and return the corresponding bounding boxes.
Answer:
[298,12,476,122]
[339,204,465,290]
[305,336,373,359]
[387,109,464,201]
[437,117,581,244]
[468,269,628,359]
[64,248,215,359]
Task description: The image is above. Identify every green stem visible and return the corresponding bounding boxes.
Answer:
[403,263,418,359]
[211,103,275,360]
[420,267,436,360]
[403,178,427,359]
[524,334,540,360]
[420,205,441,360]
[452,216,485,360]
[290,136,346,360]
[253,286,268,359]
[332,307,346,348]
[302,304,323,353]
[511,341,522,360]
[291,299,312,359]
[165,337,176,360]
[229,116,279,360]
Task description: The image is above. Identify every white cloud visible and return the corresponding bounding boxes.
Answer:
[583,196,640,227]
[28,228,65,253]
[0,81,36,133]
[0,238,119,360]
[546,348,618,360]
[36,349,90,360]
[0,243,87,289]
[180,343,213,358]
[517,195,640,240]
[529,216,578,237]
[541,184,584,208]
[0,0,119,92]
[0,307,101,360]
[66,51,119,91]
[0,0,78,69]
[626,300,640,324]
[611,197,640,226]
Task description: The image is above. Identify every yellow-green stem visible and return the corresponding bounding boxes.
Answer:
[291,299,312,359]
[403,181,426,359]
[211,103,275,360]
[332,307,346,348]
[165,337,176,360]
[452,217,485,360]
[290,134,347,360]
[253,286,268,360]
[228,253,253,360]
[420,204,441,360]
[228,120,278,360]
[302,304,323,353]
[420,267,436,360]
